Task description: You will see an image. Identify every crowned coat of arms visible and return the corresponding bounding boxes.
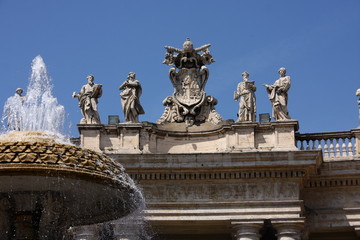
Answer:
[158,38,222,126]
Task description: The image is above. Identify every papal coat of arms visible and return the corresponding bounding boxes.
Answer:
[158,38,222,126]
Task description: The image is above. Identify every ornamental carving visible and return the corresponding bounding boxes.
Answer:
[0,140,127,182]
[158,38,222,126]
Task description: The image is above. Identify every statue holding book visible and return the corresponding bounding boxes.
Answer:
[73,74,102,124]
[234,72,256,122]
[263,67,291,121]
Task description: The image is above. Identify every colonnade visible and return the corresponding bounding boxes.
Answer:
[232,220,304,240]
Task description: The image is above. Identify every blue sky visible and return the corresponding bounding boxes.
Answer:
[0,0,359,136]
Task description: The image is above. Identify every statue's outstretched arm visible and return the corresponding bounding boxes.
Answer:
[194,44,211,52]
[164,46,182,53]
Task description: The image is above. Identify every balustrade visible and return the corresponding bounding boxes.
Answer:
[296,131,357,160]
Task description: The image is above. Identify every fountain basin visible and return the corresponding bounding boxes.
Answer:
[0,131,143,239]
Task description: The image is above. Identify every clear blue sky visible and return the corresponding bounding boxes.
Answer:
[0,0,359,136]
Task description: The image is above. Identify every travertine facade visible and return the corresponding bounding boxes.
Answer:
[74,40,360,240]
[78,121,360,240]
[78,120,298,154]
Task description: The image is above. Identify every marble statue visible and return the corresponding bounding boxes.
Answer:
[356,89,360,124]
[158,38,222,126]
[15,88,25,104]
[2,88,25,130]
[263,68,291,121]
[234,72,256,122]
[72,75,102,124]
[119,72,145,123]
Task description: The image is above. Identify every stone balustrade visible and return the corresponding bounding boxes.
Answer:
[296,129,360,161]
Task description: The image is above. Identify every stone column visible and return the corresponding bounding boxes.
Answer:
[354,227,360,238]
[112,221,139,240]
[71,225,100,240]
[273,223,304,240]
[232,223,263,240]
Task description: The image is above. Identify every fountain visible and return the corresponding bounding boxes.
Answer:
[0,56,144,239]
[2,56,65,134]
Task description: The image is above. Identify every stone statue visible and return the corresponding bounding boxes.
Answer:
[263,68,291,121]
[158,38,222,126]
[72,75,102,124]
[356,89,360,124]
[119,72,145,123]
[234,72,256,122]
[15,88,25,104]
[2,88,25,130]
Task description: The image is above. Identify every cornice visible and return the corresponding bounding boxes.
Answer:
[128,169,307,182]
[112,151,321,174]
[305,177,360,188]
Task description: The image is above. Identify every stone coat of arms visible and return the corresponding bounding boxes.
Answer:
[158,38,222,126]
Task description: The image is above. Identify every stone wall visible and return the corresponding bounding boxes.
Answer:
[78,121,299,154]
[77,122,360,239]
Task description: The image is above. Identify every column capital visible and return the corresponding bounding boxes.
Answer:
[70,225,101,240]
[231,221,263,240]
[272,221,304,240]
[354,227,360,238]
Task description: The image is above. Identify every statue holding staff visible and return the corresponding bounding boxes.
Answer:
[263,67,291,121]
[73,75,102,124]
[234,72,256,122]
